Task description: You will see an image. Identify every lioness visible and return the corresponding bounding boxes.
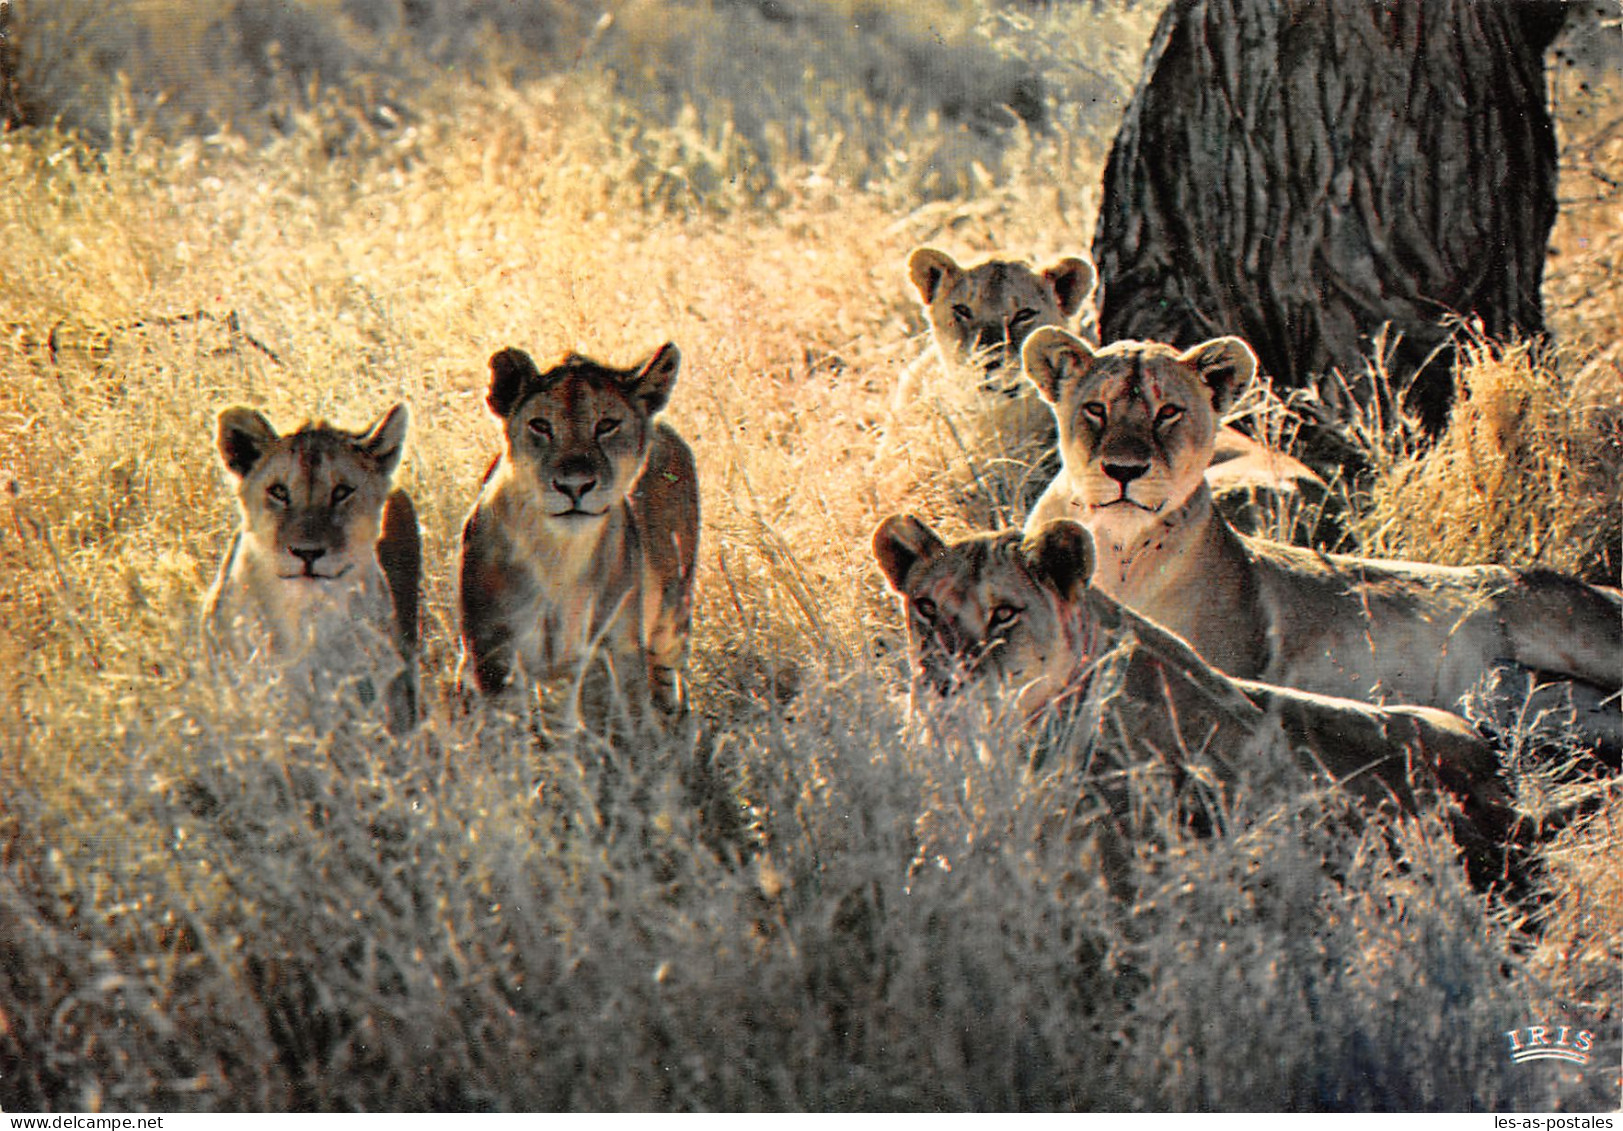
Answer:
[205,404,420,735]
[908,246,1097,400]
[873,514,1519,885]
[457,343,700,731]
[1022,327,1623,758]
[907,246,1323,533]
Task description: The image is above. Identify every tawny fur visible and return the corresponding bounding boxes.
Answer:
[907,246,1322,525]
[909,246,1097,400]
[1022,328,1622,758]
[457,343,699,734]
[874,515,1521,888]
[205,404,420,735]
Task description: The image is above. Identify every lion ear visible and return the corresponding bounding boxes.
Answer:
[359,403,410,479]
[873,513,947,594]
[629,342,681,415]
[907,247,962,306]
[488,348,540,419]
[1021,520,1096,604]
[1042,256,1096,322]
[1022,326,1097,405]
[1178,336,1257,413]
[216,407,279,479]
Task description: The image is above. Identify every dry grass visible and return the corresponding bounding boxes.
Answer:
[1350,332,1623,584]
[0,0,1619,1113]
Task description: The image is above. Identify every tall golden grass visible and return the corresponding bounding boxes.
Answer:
[0,0,1618,1112]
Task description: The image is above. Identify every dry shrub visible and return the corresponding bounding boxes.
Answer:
[1530,790,1623,1017]
[1352,335,1623,584]
[0,1,1619,1112]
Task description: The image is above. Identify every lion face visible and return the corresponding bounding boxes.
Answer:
[909,247,1095,398]
[874,515,1097,716]
[485,343,679,535]
[1023,329,1257,543]
[217,404,408,589]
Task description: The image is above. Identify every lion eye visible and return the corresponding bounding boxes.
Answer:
[527,417,553,440]
[1155,404,1185,428]
[596,418,622,438]
[331,483,354,506]
[266,483,291,507]
[1008,308,1038,328]
[952,304,974,323]
[912,596,939,622]
[1081,402,1107,424]
[988,604,1022,629]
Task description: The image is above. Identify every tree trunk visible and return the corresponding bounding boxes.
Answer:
[1092,0,1564,435]
[0,0,23,132]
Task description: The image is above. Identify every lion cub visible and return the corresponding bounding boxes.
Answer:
[457,344,700,732]
[1022,327,1622,759]
[908,246,1097,403]
[873,514,1518,886]
[205,404,420,734]
[907,246,1322,532]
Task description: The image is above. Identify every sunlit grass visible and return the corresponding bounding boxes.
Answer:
[1,0,1619,1112]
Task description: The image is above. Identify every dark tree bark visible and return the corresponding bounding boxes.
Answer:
[0,0,23,132]
[1093,0,1565,435]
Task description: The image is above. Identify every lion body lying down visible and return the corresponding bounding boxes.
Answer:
[874,515,1522,891]
[1021,329,1622,760]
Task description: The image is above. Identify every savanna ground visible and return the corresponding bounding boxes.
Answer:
[0,0,1619,1112]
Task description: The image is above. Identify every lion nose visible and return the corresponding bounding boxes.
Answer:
[289,546,326,569]
[1103,461,1149,487]
[974,331,1007,368]
[935,622,989,664]
[553,474,597,505]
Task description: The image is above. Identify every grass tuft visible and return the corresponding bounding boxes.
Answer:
[1,0,1620,1112]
